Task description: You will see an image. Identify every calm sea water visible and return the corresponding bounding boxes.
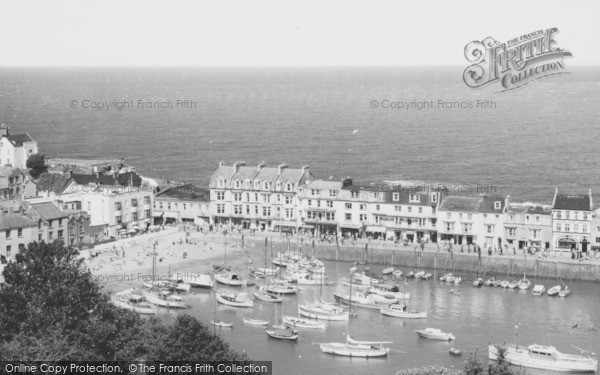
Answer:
[157,254,600,375]
[1,67,599,202]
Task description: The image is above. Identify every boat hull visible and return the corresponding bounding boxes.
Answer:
[282,315,327,329]
[216,292,254,308]
[489,345,598,373]
[319,343,389,357]
[380,306,427,319]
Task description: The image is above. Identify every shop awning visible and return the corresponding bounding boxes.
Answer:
[272,221,298,227]
[301,224,314,229]
[365,226,386,233]
[152,211,164,217]
[180,214,196,220]
[340,223,362,229]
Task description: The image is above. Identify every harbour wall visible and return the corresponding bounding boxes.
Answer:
[288,240,600,282]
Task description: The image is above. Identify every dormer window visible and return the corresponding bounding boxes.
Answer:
[409,194,420,203]
[393,192,400,201]
[276,181,281,190]
[285,183,291,191]
[254,180,259,189]
[235,180,241,189]
[494,201,501,210]
[217,178,224,188]
[245,179,251,188]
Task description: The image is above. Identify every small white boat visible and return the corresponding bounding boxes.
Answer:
[242,317,269,326]
[216,291,254,307]
[319,342,390,358]
[253,291,283,303]
[110,295,156,315]
[484,278,496,287]
[532,285,545,296]
[210,320,233,328]
[473,278,483,287]
[416,328,455,341]
[507,281,518,289]
[500,280,509,288]
[142,290,188,308]
[214,272,249,287]
[282,315,327,330]
[266,326,299,341]
[489,344,598,373]
[369,284,410,299]
[440,273,452,282]
[392,270,403,278]
[346,335,393,345]
[334,291,398,309]
[380,304,427,319]
[174,282,191,292]
[298,304,349,321]
[422,273,432,280]
[260,283,298,295]
[254,266,279,277]
[453,276,462,284]
[414,271,425,279]
[382,267,395,275]
[558,286,571,298]
[450,348,462,356]
[518,278,531,290]
[171,273,214,288]
[547,285,561,296]
[296,273,333,285]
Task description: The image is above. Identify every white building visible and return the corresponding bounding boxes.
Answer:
[503,197,552,251]
[209,161,314,232]
[551,188,593,253]
[297,179,345,235]
[0,124,38,169]
[153,184,210,225]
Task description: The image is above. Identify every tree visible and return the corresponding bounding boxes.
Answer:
[26,153,48,179]
[0,241,248,362]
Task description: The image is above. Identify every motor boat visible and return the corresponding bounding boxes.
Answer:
[547,285,561,296]
[214,272,252,287]
[253,290,283,303]
[171,272,214,288]
[416,328,455,341]
[380,303,427,319]
[558,285,571,298]
[489,344,598,373]
[266,326,299,341]
[518,278,531,290]
[319,342,390,358]
[242,317,269,326]
[532,285,545,296]
[282,315,327,330]
[507,281,518,289]
[215,291,254,307]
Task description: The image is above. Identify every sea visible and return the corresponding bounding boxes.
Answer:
[1,67,600,373]
[1,66,599,203]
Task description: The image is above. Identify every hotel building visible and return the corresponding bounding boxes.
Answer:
[551,188,593,252]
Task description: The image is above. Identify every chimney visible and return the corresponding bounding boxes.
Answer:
[505,195,511,210]
[0,124,9,137]
[341,177,353,187]
[233,160,246,173]
[278,163,288,175]
[218,161,224,169]
[257,161,265,171]
[301,165,309,174]
[552,187,558,207]
[589,188,593,210]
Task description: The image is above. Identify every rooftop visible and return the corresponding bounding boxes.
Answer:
[0,212,36,230]
[553,194,591,211]
[439,196,481,212]
[27,202,71,221]
[155,184,210,202]
[4,133,35,147]
[36,173,72,194]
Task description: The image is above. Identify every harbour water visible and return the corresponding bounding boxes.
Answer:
[158,258,600,374]
[1,67,600,202]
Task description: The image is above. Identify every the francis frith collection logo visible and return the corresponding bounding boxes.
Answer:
[463,28,572,91]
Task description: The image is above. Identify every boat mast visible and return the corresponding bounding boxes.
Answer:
[348,266,356,340]
[514,323,518,349]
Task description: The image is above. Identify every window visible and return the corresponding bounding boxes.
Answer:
[407,207,412,213]
[217,204,225,214]
[235,180,241,189]
[462,223,472,232]
[360,214,367,222]
[233,193,242,201]
[327,200,333,208]
[246,205,250,214]
[431,194,437,202]
[316,200,321,207]
[49,220,53,229]
[58,230,63,238]
[264,182,270,190]
[262,206,271,216]
[418,219,426,227]
[574,224,578,232]
[167,203,171,210]
[254,193,259,201]
[507,228,516,236]
[556,211,562,219]
[254,206,258,214]
[311,189,320,195]
[115,202,122,210]
[360,204,366,210]
[307,199,312,206]
[531,229,540,239]
[407,218,412,226]
[234,205,242,215]
[17,228,22,237]
[49,232,54,240]
[418,207,423,214]
[276,194,281,203]
[394,217,402,225]
[566,211,570,219]
[329,190,337,197]
[535,216,540,222]
[285,196,292,204]
[556,223,561,231]
[59,219,63,227]
[392,192,400,201]
[395,205,401,212]
[5,229,11,239]
[115,215,123,224]
[409,194,420,203]
[131,199,138,207]
[583,212,589,220]
[351,191,359,198]
[345,213,352,221]
[565,224,570,232]
[376,204,380,211]
[486,224,494,234]
[6,245,10,256]
[345,203,352,209]
[446,213,451,219]
[494,201,501,209]
[285,183,291,191]
[445,222,454,231]
[218,178,224,188]
[79,223,85,233]
[144,196,150,204]
[216,192,225,200]
[583,225,588,233]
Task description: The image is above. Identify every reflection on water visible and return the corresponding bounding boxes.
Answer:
[158,260,599,374]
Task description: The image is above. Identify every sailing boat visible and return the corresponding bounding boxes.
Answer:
[142,250,188,308]
[211,292,233,328]
[518,269,531,290]
[214,232,251,287]
[266,301,299,341]
[298,264,348,321]
[254,240,285,303]
[319,267,390,358]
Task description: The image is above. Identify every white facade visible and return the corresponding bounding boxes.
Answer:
[0,125,38,169]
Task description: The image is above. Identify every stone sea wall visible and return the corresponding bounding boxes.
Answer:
[292,240,600,282]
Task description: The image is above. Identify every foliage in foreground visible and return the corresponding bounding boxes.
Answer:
[397,346,526,375]
[0,241,248,362]
[26,153,48,179]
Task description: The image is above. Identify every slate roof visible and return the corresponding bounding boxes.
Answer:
[5,133,35,147]
[156,184,210,202]
[70,172,142,187]
[553,194,591,211]
[27,202,70,221]
[477,194,506,213]
[305,180,342,190]
[36,173,72,194]
[0,166,24,177]
[211,163,314,187]
[383,190,433,206]
[0,213,36,230]
[439,196,480,212]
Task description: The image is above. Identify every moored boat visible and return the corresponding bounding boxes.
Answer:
[518,278,531,290]
[547,285,561,296]
[171,273,214,288]
[298,304,349,321]
[334,291,398,309]
[266,326,299,340]
[473,278,483,287]
[211,320,233,328]
[489,344,598,373]
[253,290,283,303]
[214,272,251,287]
[558,285,571,298]
[142,290,189,308]
[319,342,390,358]
[382,267,394,275]
[216,291,254,307]
[282,315,327,330]
[380,303,427,319]
[532,285,545,296]
[507,281,518,289]
[242,317,269,326]
[110,294,157,315]
[346,335,393,345]
[484,277,496,287]
[416,328,455,341]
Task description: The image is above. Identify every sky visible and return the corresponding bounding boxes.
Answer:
[0,0,599,67]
